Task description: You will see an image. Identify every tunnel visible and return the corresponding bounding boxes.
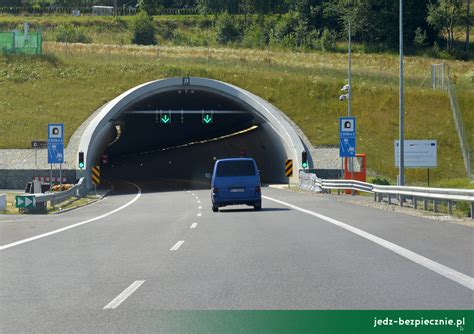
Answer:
[78,77,314,189]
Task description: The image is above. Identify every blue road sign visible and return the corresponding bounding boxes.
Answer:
[340,117,356,157]
[340,137,356,157]
[48,143,64,164]
[48,124,64,144]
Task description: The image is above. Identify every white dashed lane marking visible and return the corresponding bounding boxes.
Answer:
[170,240,185,251]
[103,280,145,310]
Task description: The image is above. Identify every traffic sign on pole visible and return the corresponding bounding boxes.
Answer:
[339,117,356,158]
[15,195,36,208]
[285,159,293,177]
[48,124,64,143]
[92,166,101,185]
[31,141,47,148]
[48,143,64,164]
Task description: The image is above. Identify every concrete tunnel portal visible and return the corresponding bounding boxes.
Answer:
[78,77,314,189]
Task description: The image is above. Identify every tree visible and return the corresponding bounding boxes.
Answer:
[138,0,164,15]
[427,0,463,53]
[466,0,470,51]
[197,0,238,14]
[132,11,157,45]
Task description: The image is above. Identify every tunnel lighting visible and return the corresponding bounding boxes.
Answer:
[108,124,123,147]
[119,125,259,159]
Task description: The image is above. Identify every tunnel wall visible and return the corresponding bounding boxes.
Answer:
[78,77,314,188]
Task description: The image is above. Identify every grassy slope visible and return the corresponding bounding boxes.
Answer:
[0,19,472,184]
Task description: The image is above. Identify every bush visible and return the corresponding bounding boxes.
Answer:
[215,12,241,45]
[242,23,269,48]
[371,177,391,185]
[320,28,337,51]
[455,202,471,217]
[132,11,157,46]
[55,24,92,44]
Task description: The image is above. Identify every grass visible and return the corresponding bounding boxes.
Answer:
[0,40,472,184]
[2,192,20,214]
[48,194,99,213]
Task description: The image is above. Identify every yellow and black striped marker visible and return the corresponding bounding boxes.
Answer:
[285,159,293,177]
[91,166,100,185]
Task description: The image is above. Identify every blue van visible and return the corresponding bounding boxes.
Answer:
[211,158,262,212]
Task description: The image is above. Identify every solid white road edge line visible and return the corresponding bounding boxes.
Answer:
[190,223,198,229]
[103,280,145,309]
[0,182,142,251]
[170,240,185,251]
[263,195,474,291]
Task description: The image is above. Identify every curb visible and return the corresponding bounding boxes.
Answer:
[51,190,110,215]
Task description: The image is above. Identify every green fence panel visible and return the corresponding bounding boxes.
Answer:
[0,31,42,55]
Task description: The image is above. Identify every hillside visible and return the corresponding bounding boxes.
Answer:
[0,39,473,184]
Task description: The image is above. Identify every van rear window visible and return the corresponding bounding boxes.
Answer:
[216,161,256,177]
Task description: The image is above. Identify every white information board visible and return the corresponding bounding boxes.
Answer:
[394,140,437,168]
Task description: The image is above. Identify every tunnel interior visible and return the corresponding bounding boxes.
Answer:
[101,87,290,188]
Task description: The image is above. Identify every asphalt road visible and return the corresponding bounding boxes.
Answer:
[1,180,473,333]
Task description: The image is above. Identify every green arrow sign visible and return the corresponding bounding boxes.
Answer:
[16,195,36,208]
[160,114,171,124]
[203,114,213,124]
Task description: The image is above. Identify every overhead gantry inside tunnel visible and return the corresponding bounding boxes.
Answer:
[78,77,314,188]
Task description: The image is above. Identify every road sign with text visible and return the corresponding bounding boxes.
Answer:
[48,124,64,144]
[339,117,356,158]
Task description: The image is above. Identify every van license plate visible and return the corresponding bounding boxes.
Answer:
[230,188,245,192]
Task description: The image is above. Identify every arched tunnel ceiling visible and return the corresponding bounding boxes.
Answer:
[78,77,314,188]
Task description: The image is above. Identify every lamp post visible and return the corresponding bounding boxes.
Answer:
[399,0,405,186]
[339,19,353,181]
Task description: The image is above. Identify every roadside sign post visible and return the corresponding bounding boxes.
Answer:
[15,195,36,209]
[92,166,100,195]
[31,141,47,169]
[394,140,437,185]
[285,159,293,188]
[48,124,64,192]
[339,117,356,182]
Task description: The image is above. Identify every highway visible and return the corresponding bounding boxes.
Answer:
[1,181,473,332]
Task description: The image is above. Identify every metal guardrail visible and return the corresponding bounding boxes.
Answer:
[34,177,87,207]
[299,172,474,219]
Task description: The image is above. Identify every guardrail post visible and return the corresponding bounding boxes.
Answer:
[377,193,383,202]
[447,201,453,215]
[471,202,473,219]
[388,194,392,205]
[423,198,428,211]
[413,196,417,210]
[433,200,438,213]
[373,193,377,201]
[399,195,404,207]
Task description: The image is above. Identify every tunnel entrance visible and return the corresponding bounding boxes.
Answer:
[78,77,312,190]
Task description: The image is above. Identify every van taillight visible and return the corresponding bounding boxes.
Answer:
[255,186,261,193]
[213,188,219,194]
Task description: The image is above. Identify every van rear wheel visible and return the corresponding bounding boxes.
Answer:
[212,204,219,212]
[254,201,262,211]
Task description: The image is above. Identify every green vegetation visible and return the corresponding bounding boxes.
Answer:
[48,194,99,213]
[0,42,472,184]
